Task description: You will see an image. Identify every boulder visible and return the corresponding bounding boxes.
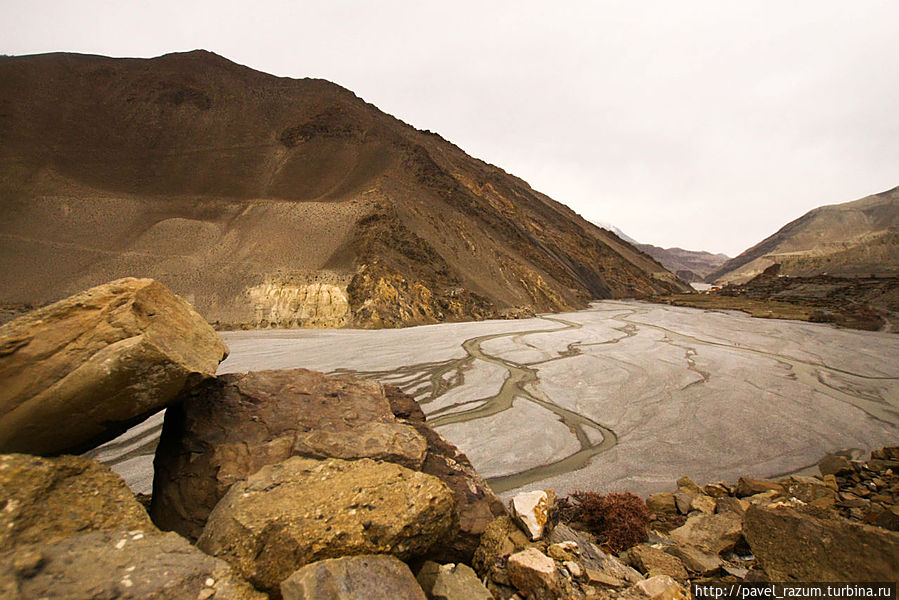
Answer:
[646,492,678,515]
[674,492,695,515]
[197,456,455,593]
[715,497,748,518]
[0,529,264,600]
[735,477,783,498]
[281,555,426,600]
[668,513,743,555]
[676,476,702,494]
[402,416,506,563]
[779,475,838,509]
[416,561,492,600]
[690,495,717,515]
[744,504,899,581]
[0,277,227,455]
[510,489,554,541]
[506,548,558,597]
[0,453,153,548]
[626,545,688,582]
[664,544,722,575]
[151,369,428,540]
[548,523,643,586]
[703,482,732,498]
[472,516,533,585]
[818,454,853,476]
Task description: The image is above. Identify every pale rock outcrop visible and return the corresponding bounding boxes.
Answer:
[197,456,455,594]
[0,277,227,455]
[248,274,351,328]
[281,555,425,600]
[510,489,554,541]
[0,529,264,600]
[0,454,153,548]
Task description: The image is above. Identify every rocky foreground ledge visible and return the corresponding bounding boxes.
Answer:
[0,279,897,599]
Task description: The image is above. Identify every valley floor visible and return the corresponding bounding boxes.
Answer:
[91,301,899,499]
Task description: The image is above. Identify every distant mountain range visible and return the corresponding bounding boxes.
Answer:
[0,51,688,328]
[708,186,899,284]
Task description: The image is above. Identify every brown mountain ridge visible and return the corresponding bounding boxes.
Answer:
[0,50,688,328]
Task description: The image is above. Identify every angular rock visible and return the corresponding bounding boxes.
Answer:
[506,548,557,597]
[402,416,506,563]
[703,482,732,498]
[547,541,579,562]
[0,277,227,455]
[690,495,717,515]
[780,475,838,508]
[198,456,455,593]
[646,492,678,515]
[735,477,784,498]
[416,561,492,600]
[281,555,426,600]
[634,575,684,600]
[819,454,853,476]
[563,560,583,578]
[744,504,899,581]
[0,453,153,548]
[668,513,743,555]
[665,544,722,575]
[715,496,748,518]
[548,524,643,585]
[510,489,553,541]
[472,516,533,584]
[676,476,702,494]
[0,529,264,600]
[674,492,695,515]
[151,368,428,540]
[626,545,688,582]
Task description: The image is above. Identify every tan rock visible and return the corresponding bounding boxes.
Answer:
[510,489,554,541]
[676,476,702,494]
[744,504,899,581]
[703,482,732,498]
[0,454,153,549]
[634,575,685,600]
[626,545,688,582]
[151,368,429,540]
[665,543,722,575]
[548,524,643,586]
[198,456,455,593]
[281,555,426,600]
[0,278,227,455]
[735,477,784,498]
[564,560,583,578]
[547,541,579,561]
[472,516,533,584]
[507,548,558,597]
[646,492,678,515]
[715,496,748,517]
[690,494,717,515]
[674,492,695,515]
[668,513,743,555]
[0,529,264,600]
[780,475,838,508]
[415,561,492,600]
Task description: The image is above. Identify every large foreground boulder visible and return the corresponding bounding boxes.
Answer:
[0,277,227,455]
[281,555,426,600]
[0,453,153,548]
[0,529,265,599]
[744,504,899,581]
[150,368,429,540]
[197,456,455,594]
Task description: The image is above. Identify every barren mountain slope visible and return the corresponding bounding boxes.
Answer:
[0,51,687,328]
[636,245,729,282]
[708,186,899,284]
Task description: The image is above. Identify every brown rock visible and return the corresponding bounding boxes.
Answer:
[690,495,717,515]
[646,492,678,515]
[281,555,426,600]
[506,548,558,597]
[415,561,492,600]
[715,496,748,517]
[198,456,454,594]
[151,368,428,540]
[472,516,532,584]
[676,476,702,494]
[668,513,743,555]
[744,504,899,581]
[0,453,153,548]
[735,477,784,498]
[547,524,643,585]
[0,529,264,600]
[703,482,732,498]
[780,475,839,508]
[0,278,227,455]
[674,492,695,515]
[819,454,853,476]
[665,544,722,575]
[626,545,688,582]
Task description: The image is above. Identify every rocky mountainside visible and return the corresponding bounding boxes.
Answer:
[635,245,729,283]
[708,186,899,284]
[0,50,687,329]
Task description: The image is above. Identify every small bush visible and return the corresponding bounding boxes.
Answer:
[568,490,649,553]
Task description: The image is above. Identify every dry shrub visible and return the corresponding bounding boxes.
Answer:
[568,490,649,553]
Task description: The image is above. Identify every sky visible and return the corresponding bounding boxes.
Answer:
[3,1,898,257]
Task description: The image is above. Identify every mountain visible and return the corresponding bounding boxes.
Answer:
[708,187,899,284]
[0,51,688,328]
[593,221,640,246]
[635,245,729,283]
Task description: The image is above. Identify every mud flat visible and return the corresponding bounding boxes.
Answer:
[91,301,899,499]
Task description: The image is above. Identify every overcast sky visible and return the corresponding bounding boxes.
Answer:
[4,1,898,256]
